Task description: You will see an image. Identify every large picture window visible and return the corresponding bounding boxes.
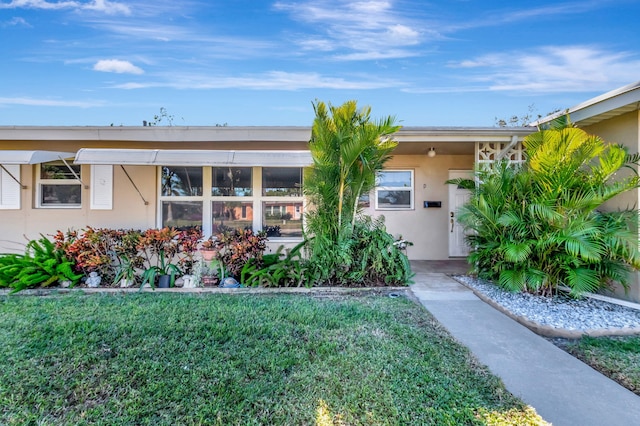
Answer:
[375,170,414,210]
[159,166,304,238]
[38,161,82,208]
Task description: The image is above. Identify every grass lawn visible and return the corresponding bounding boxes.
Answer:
[0,292,546,425]
[560,335,640,396]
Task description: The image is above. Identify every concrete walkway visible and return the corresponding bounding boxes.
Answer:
[410,272,640,426]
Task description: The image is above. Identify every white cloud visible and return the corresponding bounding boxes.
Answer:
[93,59,144,74]
[112,70,403,91]
[450,45,640,93]
[1,16,31,27]
[0,96,103,107]
[0,0,130,15]
[274,0,425,61]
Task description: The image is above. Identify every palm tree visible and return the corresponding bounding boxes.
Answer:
[305,100,400,239]
[450,125,640,296]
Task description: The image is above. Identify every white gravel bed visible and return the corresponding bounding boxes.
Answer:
[454,275,640,331]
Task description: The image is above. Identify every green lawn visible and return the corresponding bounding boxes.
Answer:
[562,335,640,396]
[0,293,545,425]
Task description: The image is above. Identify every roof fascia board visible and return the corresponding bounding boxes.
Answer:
[0,126,534,144]
[535,81,640,125]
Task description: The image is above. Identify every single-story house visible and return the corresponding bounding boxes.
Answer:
[0,125,532,260]
[1,81,639,300]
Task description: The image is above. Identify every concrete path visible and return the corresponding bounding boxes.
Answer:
[410,272,640,426]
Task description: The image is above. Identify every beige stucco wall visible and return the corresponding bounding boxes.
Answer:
[360,154,475,260]
[582,110,640,302]
[0,164,157,252]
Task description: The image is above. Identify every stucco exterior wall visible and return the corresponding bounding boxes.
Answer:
[0,165,157,252]
[360,154,475,260]
[582,110,640,302]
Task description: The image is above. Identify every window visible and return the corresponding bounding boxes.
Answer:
[161,167,202,196]
[162,201,203,229]
[262,201,304,238]
[212,167,252,196]
[38,161,82,208]
[212,201,253,233]
[262,167,302,196]
[160,166,204,228]
[375,170,413,210]
[158,166,304,239]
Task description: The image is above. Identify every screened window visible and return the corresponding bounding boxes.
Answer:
[212,167,252,196]
[262,167,302,196]
[375,170,413,210]
[38,161,82,208]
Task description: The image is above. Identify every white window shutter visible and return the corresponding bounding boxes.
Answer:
[90,165,113,210]
[0,164,21,210]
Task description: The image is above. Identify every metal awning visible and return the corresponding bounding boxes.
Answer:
[74,148,313,167]
[0,150,75,164]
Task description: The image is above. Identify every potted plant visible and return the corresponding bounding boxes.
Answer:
[141,258,181,288]
[138,228,183,289]
[199,236,218,261]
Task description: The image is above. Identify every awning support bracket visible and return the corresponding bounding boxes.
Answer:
[59,156,88,188]
[0,165,27,189]
[120,165,149,205]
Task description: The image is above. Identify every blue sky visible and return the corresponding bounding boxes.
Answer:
[1,0,639,127]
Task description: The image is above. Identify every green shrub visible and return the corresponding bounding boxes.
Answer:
[208,228,267,279]
[0,236,82,292]
[450,125,640,296]
[241,242,309,287]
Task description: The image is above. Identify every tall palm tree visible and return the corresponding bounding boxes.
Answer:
[305,100,400,239]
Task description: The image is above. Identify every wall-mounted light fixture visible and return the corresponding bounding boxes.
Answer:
[427,147,436,158]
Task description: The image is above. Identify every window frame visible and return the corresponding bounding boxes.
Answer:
[36,161,83,209]
[374,169,414,210]
[157,166,305,240]
[158,166,206,231]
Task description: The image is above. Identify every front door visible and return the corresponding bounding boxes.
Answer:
[448,170,472,257]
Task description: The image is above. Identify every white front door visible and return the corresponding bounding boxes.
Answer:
[448,170,472,257]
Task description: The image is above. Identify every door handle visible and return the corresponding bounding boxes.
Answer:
[450,218,454,233]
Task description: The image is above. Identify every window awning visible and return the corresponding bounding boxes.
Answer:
[74,149,313,167]
[0,150,75,165]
